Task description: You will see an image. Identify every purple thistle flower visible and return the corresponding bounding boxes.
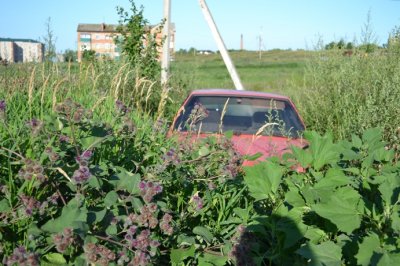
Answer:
[0,99,5,112]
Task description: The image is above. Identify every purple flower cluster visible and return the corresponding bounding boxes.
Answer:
[127,204,158,229]
[124,228,160,266]
[4,246,38,266]
[72,150,92,184]
[116,100,130,114]
[84,243,116,266]
[0,99,5,120]
[26,118,43,136]
[59,134,70,143]
[18,159,45,183]
[138,181,163,203]
[52,228,74,253]
[190,193,204,211]
[19,194,41,216]
[229,225,256,266]
[159,213,174,235]
[44,147,59,163]
[55,98,92,123]
[162,148,181,166]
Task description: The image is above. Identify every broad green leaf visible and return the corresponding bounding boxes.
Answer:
[0,199,11,212]
[87,176,101,189]
[42,253,67,265]
[198,252,228,266]
[81,136,107,150]
[177,234,196,246]
[170,245,196,265]
[314,168,351,190]
[284,189,305,207]
[104,191,119,208]
[378,173,400,205]
[276,207,308,248]
[312,188,362,234]
[193,226,213,243]
[296,241,342,266]
[41,198,87,233]
[87,208,107,225]
[291,145,312,168]
[355,233,381,266]
[304,131,340,170]
[244,161,283,201]
[391,205,400,233]
[377,251,400,266]
[304,226,327,244]
[105,224,117,236]
[198,146,210,157]
[116,170,141,195]
[362,128,383,149]
[351,134,362,148]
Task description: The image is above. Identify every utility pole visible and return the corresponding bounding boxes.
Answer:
[161,0,171,86]
[198,0,244,90]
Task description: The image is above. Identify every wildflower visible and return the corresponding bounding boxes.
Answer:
[116,100,130,114]
[72,165,91,184]
[26,118,43,136]
[160,213,174,235]
[84,243,115,266]
[52,227,74,253]
[190,192,204,211]
[138,181,163,203]
[0,99,5,120]
[19,194,40,216]
[4,246,39,266]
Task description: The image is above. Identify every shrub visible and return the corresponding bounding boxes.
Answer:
[243,129,400,265]
[0,98,247,265]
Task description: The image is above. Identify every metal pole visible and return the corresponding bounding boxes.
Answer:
[161,0,171,85]
[198,0,244,90]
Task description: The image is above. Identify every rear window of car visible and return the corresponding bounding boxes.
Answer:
[173,95,305,138]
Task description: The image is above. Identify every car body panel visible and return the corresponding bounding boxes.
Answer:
[169,89,306,165]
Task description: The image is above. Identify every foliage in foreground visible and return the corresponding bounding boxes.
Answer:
[243,128,400,266]
[0,98,247,265]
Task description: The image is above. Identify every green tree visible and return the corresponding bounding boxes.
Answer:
[42,17,57,62]
[82,49,96,62]
[115,0,162,79]
[63,49,77,62]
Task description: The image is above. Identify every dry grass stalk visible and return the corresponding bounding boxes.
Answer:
[52,77,68,110]
[28,66,37,110]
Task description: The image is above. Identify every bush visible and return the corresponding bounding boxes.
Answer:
[0,98,247,265]
[242,129,400,265]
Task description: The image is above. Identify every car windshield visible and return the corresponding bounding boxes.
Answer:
[173,95,305,138]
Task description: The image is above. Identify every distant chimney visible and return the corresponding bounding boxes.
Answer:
[240,34,243,50]
[101,23,106,31]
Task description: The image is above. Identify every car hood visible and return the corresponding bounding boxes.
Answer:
[171,132,306,166]
[229,135,306,165]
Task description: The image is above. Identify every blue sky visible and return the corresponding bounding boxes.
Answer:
[1,0,399,52]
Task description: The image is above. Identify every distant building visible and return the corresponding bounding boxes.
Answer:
[77,23,175,62]
[0,38,44,63]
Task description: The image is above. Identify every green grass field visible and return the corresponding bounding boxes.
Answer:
[171,49,311,95]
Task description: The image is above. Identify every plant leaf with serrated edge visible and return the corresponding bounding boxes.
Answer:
[291,145,312,168]
[116,170,141,195]
[193,226,213,243]
[377,251,400,266]
[104,191,119,208]
[296,241,342,266]
[391,205,400,233]
[198,252,228,266]
[170,245,196,265]
[355,232,381,266]
[314,168,351,190]
[312,188,362,234]
[42,253,67,265]
[41,198,87,233]
[304,131,340,170]
[244,161,283,201]
[0,199,10,212]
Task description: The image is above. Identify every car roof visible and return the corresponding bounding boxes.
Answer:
[189,89,291,101]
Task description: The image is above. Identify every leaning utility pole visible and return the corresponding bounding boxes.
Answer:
[161,0,171,85]
[198,0,244,90]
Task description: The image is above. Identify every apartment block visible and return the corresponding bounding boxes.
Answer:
[77,23,175,62]
[0,38,44,63]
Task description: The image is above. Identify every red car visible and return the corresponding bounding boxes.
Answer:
[169,89,306,165]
